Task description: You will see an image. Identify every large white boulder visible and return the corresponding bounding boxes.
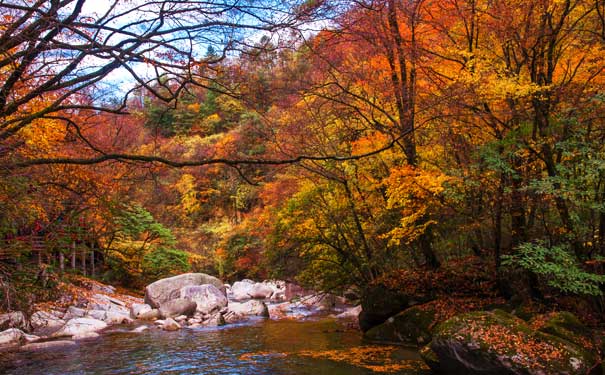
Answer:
[180,284,227,315]
[52,318,108,338]
[144,273,225,308]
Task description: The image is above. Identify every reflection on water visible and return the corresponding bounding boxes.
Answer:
[0,318,429,375]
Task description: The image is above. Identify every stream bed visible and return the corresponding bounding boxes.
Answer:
[0,318,429,375]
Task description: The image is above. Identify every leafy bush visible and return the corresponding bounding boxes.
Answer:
[502,242,605,296]
[141,247,191,281]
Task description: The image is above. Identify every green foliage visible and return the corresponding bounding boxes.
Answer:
[502,242,605,296]
[141,247,191,280]
[103,203,185,285]
[112,204,176,246]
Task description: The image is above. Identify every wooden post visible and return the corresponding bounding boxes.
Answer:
[71,242,76,269]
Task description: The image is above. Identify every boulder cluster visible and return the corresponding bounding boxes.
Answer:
[0,272,358,353]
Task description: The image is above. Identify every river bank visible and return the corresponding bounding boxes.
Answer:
[2,269,603,374]
[0,273,360,353]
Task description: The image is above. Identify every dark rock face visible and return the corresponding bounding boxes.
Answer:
[364,304,436,345]
[359,284,415,332]
[424,310,600,375]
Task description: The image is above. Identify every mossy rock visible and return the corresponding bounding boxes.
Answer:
[531,312,594,350]
[364,304,436,346]
[425,310,600,375]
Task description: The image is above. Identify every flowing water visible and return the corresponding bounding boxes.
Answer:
[0,318,428,375]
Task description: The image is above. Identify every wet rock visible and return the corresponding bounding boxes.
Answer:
[131,325,149,333]
[180,284,227,315]
[159,298,197,319]
[335,305,362,320]
[52,318,108,338]
[21,340,77,351]
[144,273,225,308]
[162,318,181,331]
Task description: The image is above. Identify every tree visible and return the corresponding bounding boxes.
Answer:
[0,0,323,169]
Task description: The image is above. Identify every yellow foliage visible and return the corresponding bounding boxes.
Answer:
[384,166,457,245]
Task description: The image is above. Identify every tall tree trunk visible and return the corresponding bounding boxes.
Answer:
[71,242,76,269]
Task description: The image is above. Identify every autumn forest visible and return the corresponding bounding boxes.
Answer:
[1,0,605,372]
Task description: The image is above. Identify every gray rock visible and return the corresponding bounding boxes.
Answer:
[203,313,225,327]
[85,309,132,324]
[91,284,116,294]
[0,311,30,332]
[0,328,25,347]
[102,311,133,325]
[21,340,77,351]
[162,318,181,331]
[85,310,107,321]
[24,333,41,343]
[88,301,129,315]
[228,300,269,318]
[92,294,125,306]
[231,281,255,301]
[30,310,65,334]
[63,306,87,320]
[52,318,107,338]
[137,309,160,320]
[249,283,274,299]
[159,298,197,319]
[144,273,225,308]
[174,315,188,322]
[180,284,228,314]
[130,303,153,319]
